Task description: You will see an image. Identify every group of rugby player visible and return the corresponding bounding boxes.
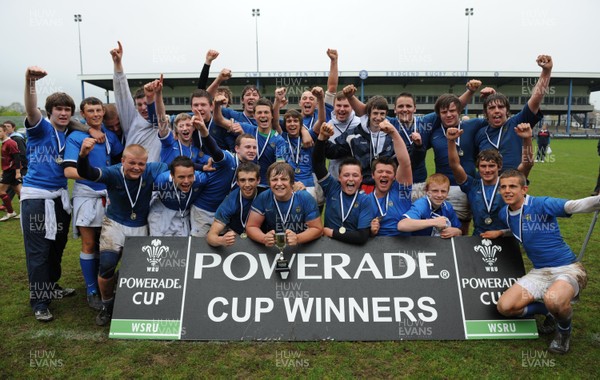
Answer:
[19,42,600,354]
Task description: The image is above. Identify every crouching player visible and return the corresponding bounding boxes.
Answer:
[77,140,167,326]
[206,162,263,247]
[487,169,599,354]
[148,156,207,236]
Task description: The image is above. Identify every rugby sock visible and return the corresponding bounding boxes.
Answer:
[80,252,99,295]
[102,297,114,309]
[0,194,13,213]
[557,311,573,333]
[557,319,572,333]
[520,302,549,318]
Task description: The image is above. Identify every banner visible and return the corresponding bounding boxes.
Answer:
[109,236,537,341]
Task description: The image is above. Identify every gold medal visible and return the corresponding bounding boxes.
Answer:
[339,226,346,234]
[484,217,492,225]
[240,232,247,239]
[131,212,137,220]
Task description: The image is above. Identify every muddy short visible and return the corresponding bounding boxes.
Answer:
[517,262,587,300]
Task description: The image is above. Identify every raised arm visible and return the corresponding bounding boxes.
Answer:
[527,55,553,115]
[76,138,102,181]
[111,41,140,138]
[146,75,166,135]
[207,68,232,100]
[380,120,412,185]
[111,40,124,73]
[326,49,338,94]
[212,95,233,132]
[342,85,367,117]
[446,127,468,184]
[193,109,224,162]
[24,67,46,126]
[515,123,534,177]
[479,87,496,102]
[458,79,482,109]
[313,122,334,181]
[272,87,287,135]
[154,74,165,121]
[311,85,325,136]
[152,75,171,138]
[313,86,326,129]
[197,49,219,90]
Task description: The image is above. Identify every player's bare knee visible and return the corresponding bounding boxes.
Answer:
[81,240,97,253]
[98,250,120,279]
[544,296,571,316]
[497,297,515,316]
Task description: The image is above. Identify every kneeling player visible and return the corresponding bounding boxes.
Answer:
[488,169,599,354]
[149,156,207,236]
[207,162,263,247]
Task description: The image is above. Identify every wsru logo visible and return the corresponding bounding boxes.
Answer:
[143,239,169,272]
[474,239,502,272]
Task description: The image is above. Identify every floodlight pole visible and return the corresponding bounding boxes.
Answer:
[252,8,260,88]
[464,7,473,115]
[74,14,85,100]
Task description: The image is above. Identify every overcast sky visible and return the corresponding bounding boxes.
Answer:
[3,0,599,108]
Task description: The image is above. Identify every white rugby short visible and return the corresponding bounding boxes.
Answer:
[99,217,148,253]
[190,205,215,237]
[72,196,105,228]
[447,185,472,221]
[517,262,588,300]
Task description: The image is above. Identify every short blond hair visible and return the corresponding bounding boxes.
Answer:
[425,173,450,191]
[123,144,148,158]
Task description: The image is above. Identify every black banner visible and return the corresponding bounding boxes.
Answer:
[109,236,537,340]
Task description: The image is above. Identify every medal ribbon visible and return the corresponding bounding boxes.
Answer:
[121,167,143,213]
[274,192,295,231]
[506,197,525,243]
[373,191,389,218]
[256,129,272,160]
[340,190,359,225]
[398,117,416,145]
[485,124,504,150]
[53,127,66,159]
[239,189,257,231]
[172,176,193,217]
[286,135,301,168]
[481,178,500,216]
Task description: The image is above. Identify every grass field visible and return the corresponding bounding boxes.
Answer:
[1,139,599,379]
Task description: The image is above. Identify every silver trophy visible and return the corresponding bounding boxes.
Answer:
[274,232,290,279]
